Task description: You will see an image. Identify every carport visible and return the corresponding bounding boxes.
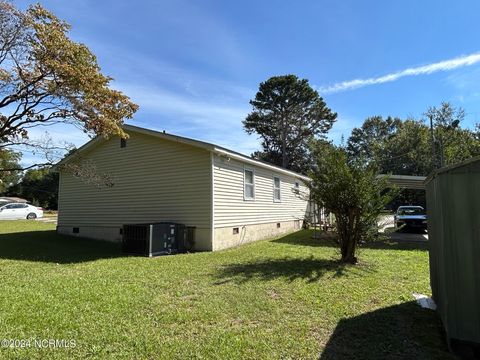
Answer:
[378,174,426,190]
[377,174,428,241]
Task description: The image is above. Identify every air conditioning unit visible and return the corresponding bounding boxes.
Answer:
[122,223,195,256]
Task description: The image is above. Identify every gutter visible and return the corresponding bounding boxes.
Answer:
[213,148,311,182]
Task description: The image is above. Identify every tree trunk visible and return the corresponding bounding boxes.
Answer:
[336,210,359,264]
[281,114,288,168]
[342,239,358,264]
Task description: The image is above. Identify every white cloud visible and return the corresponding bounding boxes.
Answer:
[115,82,260,156]
[8,77,257,168]
[117,83,249,124]
[319,52,480,94]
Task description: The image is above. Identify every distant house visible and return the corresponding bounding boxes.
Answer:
[56,125,310,251]
[0,197,28,206]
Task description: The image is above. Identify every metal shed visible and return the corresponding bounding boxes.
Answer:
[425,156,480,350]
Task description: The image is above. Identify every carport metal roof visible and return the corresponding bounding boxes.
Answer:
[378,174,426,190]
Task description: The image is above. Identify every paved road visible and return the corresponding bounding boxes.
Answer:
[378,215,428,242]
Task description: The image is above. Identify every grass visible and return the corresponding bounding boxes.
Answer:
[0,221,453,359]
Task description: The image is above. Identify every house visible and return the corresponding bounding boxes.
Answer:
[0,197,28,206]
[56,125,311,251]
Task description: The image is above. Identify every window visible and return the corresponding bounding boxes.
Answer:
[276,223,281,228]
[244,168,255,200]
[273,176,281,202]
[120,138,127,148]
[72,227,79,234]
[233,227,239,235]
[5,203,25,209]
[397,207,425,215]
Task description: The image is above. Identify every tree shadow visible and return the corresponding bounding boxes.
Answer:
[320,301,453,360]
[214,255,372,284]
[271,230,339,248]
[0,230,122,264]
[364,238,429,251]
[272,230,428,251]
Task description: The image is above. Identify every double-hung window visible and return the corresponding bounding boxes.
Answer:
[273,176,281,202]
[244,168,255,200]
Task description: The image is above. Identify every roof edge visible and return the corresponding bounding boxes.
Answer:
[214,148,311,181]
[54,124,311,181]
[424,155,480,185]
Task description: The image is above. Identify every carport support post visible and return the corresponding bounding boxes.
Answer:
[313,201,317,239]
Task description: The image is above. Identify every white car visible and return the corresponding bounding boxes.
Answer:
[394,205,427,230]
[0,203,44,220]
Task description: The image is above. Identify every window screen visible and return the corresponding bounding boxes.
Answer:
[244,169,255,199]
[273,177,281,201]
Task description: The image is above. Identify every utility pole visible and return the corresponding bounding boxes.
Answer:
[428,113,438,169]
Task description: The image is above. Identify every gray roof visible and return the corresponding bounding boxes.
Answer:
[57,124,311,181]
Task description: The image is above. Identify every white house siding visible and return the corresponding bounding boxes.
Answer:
[212,154,309,250]
[57,131,213,250]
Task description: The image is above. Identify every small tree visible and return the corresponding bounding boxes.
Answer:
[310,143,396,264]
[244,75,336,173]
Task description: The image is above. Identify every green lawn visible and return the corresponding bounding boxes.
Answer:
[0,221,453,359]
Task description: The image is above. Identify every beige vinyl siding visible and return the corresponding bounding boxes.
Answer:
[58,131,212,248]
[213,155,309,227]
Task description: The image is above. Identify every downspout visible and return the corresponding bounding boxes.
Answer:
[210,152,215,251]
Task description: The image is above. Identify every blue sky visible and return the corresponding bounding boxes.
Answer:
[14,0,480,165]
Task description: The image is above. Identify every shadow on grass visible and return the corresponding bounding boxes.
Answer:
[215,255,372,284]
[272,230,429,251]
[320,301,453,360]
[0,230,121,264]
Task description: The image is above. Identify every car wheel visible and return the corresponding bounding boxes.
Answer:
[26,213,37,220]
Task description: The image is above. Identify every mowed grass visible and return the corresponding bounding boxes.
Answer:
[0,221,453,359]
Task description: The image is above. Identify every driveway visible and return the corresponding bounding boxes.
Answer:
[378,215,428,242]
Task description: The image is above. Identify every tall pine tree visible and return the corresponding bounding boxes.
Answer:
[244,75,337,173]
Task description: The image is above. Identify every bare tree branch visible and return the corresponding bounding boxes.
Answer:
[0,1,137,173]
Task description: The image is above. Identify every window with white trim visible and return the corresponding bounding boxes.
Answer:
[273,176,281,202]
[244,169,255,200]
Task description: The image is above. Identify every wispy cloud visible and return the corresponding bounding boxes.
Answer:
[319,52,480,94]
[115,82,260,156]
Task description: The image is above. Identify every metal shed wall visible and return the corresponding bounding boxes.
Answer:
[425,158,480,345]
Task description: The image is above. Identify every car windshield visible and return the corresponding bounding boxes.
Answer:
[397,207,424,215]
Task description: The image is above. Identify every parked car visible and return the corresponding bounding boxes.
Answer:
[0,203,43,220]
[394,206,427,230]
